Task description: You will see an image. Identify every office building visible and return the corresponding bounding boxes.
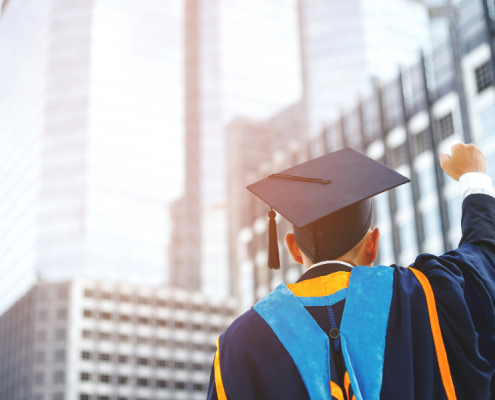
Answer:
[0,0,184,312]
[231,0,495,309]
[298,0,430,135]
[170,0,302,297]
[0,279,236,400]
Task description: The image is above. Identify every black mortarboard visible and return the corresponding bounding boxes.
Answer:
[247,147,410,268]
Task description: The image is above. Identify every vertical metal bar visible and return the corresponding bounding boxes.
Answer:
[399,70,424,253]
[481,0,495,82]
[375,81,401,262]
[420,52,450,252]
[447,0,473,143]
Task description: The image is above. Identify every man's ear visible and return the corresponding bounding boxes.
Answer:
[366,227,380,264]
[286,232,304,265]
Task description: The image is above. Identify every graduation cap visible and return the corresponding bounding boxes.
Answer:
[247,147,410,268]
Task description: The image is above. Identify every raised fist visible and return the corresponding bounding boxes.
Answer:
[439,143,486,181]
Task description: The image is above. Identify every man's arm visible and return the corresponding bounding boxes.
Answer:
[440,143,495,258]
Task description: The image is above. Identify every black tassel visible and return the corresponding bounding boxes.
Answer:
[268,209,280,269]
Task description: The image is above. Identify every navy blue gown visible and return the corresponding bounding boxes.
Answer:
[207,194,495,399]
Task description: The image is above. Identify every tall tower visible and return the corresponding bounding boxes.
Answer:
[0,0,184,312]
[171,0,302,297]
[298,0,430,135]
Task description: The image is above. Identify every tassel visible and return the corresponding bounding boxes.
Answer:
[268,209,280,269]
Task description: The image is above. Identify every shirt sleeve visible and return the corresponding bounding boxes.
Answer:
[459,172,494,201]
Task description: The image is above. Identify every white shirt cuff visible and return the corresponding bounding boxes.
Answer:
[459,172,495,201]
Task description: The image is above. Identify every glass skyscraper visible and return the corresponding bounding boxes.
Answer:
[0,0,185,312]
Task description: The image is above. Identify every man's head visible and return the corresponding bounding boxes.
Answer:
[246,148,409,270]
[285,221,380,269]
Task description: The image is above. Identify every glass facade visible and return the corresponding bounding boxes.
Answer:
[0,0,185,311]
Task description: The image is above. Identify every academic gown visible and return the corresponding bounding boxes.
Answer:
[207,193,495,400]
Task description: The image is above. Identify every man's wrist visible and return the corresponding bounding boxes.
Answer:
[459,172,494,201]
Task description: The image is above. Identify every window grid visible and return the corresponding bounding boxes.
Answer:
[438,113,454,141]
[475,61,493,93]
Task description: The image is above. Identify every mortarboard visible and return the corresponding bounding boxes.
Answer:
[247,147,410,268]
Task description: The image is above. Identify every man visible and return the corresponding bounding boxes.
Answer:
[207,144,495,400]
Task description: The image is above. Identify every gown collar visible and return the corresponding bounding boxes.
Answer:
[297,260,353,283]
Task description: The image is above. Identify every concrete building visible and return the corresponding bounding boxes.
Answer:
[0,0,185,312]
[0,279,236,400]
[170,0,302,297]
[231,0,495,310]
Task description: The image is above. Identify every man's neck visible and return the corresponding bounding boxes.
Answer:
[305,259,355,271]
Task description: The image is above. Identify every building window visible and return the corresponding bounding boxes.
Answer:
[55,329,66,341]
[138,296,149,305]
[99,353,111,362]
[118,376,128,385]
[54,349,65,362]
[138,317,148,325]
[438,113,454,141]
[83,310,92,318]
[81,351,91,360]
[37,330,47,343]
[208,344,217,352]
[119,314,130,323]
[175,381,186,390]
[175,321,185,329]
[137,378,149,386]
[157,299,168,307]
[175,302,185,310]
[193,383,204,391]
[98,396,109,400]
[399,219,418,255]
[57,287,68,299]
[99,332,111,340]
[100,312,111,320]
[174,340,185,349]
[157,379,167,388]
[137,336,148,344]
[388,143,407,169]
[84,289,94,298]
[35,372,44,385]
[119,334,130,342]
[101,292,112,300]
[475,61,493,93]
[480,104,495,141]
[157,319,167,327]
[418,166,437,199]
[448,194,462,228]
[99,374,111,383]
[82,330,91,339]
[137,357,149,366]
[52,393,64,400]
[156,339,167,347]
[156,359,168,368]
[80,372,91,381]
[413,129,430,155]
[118,355,129,364]
[119,294,131,303]
[192,304,202,312]
[395,182,413,211]
[193,363,203,371]
[53,371,65,384]
[38,310,48,321]
[423,207,442,241]
[57,308,67,320]
[36,351,46,363]
[80,395,90,400]
[174,361,186,369]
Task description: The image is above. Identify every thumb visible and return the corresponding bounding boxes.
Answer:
[439,153,450,169]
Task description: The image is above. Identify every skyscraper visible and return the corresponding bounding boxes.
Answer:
[0,0,185,312]
[298,0,430,135]
[171,0,302,297]
[231,0,495,310]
